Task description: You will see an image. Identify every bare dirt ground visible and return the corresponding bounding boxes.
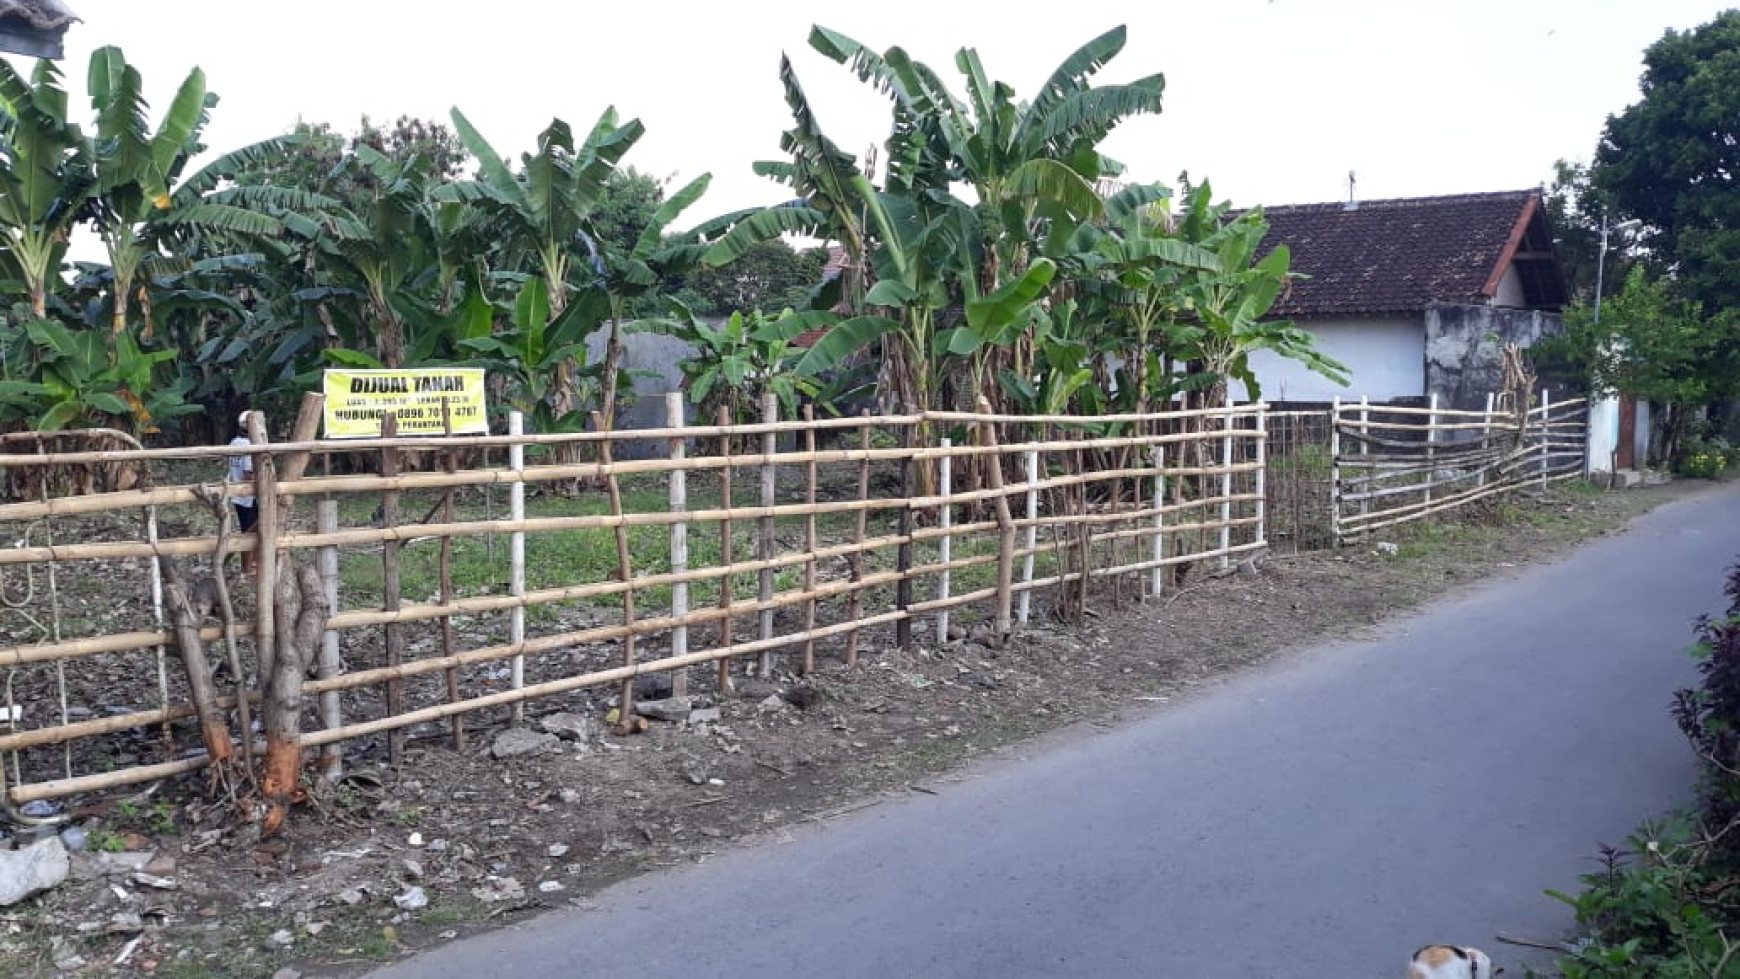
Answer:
[0,480,1707,978]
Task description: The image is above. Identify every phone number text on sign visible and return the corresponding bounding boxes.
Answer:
[322,368,490,438]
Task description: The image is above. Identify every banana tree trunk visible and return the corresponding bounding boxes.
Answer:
[599,314,624,436]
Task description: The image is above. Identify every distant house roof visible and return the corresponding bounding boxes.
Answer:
[792,245,851,348]
[1258,189,1566,318]
[0,0,77,58]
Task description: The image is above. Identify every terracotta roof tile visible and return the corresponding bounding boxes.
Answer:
[1257,190,1550,317]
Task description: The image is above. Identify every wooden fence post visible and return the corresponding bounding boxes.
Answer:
[248,409,278,699]
[1329,397,1343,547]
[1019,448,1039,625]
[317,499,344,781]
[979,408,1016,646]
[1254,404,1268,549]
[666,393,689,697]
[1219,388,1234,569]
[1356,395,1371,540]
[715,405,735,691]
[757,393,777,678]
[936,436,952,644]
[895,417,914,649]
[437,401,464,753]
[846,412,870,666]
[800,404,819,674]
[377,413,404,764]
[593,413,638,724]
[508,411,526,725]
[145,505,170,750]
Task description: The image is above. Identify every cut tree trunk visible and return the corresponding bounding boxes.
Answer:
[261,561,327,837]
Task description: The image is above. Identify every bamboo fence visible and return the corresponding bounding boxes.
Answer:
[0,402,1268,806]
[1330,391,1590,543]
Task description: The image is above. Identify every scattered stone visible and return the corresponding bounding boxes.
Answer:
[69,850,153,881]
[107,912,144,934]
[402,858,424,879]
[471,876,524,903]
[781,686,822,710]
[758,694,789,713]
[960,672,1000,690]
[946,622,967,641]
[707,778,725,787]
[131,872,176,890]
[547,843,570,858]
[392,887,428,911]
[492,728,559,759]
[334,888,365,906]
[557,789,582,805]
[426,839,450,853]
[634,697,693,723]
[407,832,425,847]
[634,674,675,700]
[271,969,303,979]
[305,921,329,937]
[689,706,723,725]
[58,825,86,852]
[968,628,1000,649]
[537,880,564,894]
[269,929,295,946]
[733,679,780,701]
[538,712,600,741]
[1375,541,1400,557]
[0,836,69,906]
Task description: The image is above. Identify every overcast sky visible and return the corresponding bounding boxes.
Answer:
[40,0,1737,225]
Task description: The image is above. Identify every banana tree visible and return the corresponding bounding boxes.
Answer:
[0,58,93,320]
[700,54,874,313]
[439,108,643,421]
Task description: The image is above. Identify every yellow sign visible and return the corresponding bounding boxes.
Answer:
[322,369,489,439]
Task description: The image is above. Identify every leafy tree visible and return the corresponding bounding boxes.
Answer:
[1594,10,1740,312]
[1536,267,1740,461]
[0,59,93,320]
[683,239,825,315]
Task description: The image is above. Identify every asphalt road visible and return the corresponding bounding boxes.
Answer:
[370,483,1740,979]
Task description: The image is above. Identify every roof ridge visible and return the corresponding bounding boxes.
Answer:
[1260,189,1537,214]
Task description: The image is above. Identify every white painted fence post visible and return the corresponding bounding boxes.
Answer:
[1254,403,1267,549]
[509,411,527,725]
[757,393,777,678]
[1357,396,1371,538]
[1540,388,1552,489]
[1329,397,1343,547]
[1019,449,1039,624]
[1478,392,1496,490]
[1424,393,1438,506]
[937,437,953,643]
[667,392,689,698]
[1151,441,1166,597]
[317,499,344,780]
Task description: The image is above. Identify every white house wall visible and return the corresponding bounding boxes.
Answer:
[1491,264,1527,308]
[1239,315,1422,402]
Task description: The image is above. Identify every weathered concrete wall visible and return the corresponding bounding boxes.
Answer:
[1423,303,1563,413]
[583,329,698,459]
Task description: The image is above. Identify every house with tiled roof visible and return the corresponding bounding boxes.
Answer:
[1245,189,1568,410]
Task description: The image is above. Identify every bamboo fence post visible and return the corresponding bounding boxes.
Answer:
[1019,449,1039,624]
[801,404,819,673]
[715,405,734,692]
[316,500,344,781]
[1219,389,1234,569]
[1424,394,1438,506]
[1254,406,1268,549]
[979,412,1016,645]
[845,411,870,667]
[379,413,405,764]
[508,411,526,725]
[895,415,914,648]
[1330,396,1343,547]
[667,393,690,698]
[248,408,279,701]
[594,413,639,722]
[1150,440,1166,597]
[438,401,464,752]
[757,393,777,678]
[145,505,170,750]
[1478,392,1496,490]
[1539,388,1552,489]
[1357,395,1371,541]
[936,436,953,643]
